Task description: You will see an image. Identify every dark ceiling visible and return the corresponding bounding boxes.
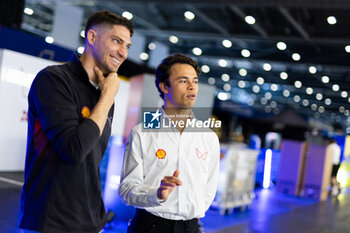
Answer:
[21,0,350,130]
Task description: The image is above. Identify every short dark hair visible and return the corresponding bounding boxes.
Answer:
[329,138,337,144]
[85,10,134,37]
[155,53,201,99]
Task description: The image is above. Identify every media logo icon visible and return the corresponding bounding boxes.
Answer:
[143,109,161,129]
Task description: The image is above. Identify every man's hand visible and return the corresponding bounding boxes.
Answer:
[93,66,120,99]
[89,67,120,135]
[157,170,182,201]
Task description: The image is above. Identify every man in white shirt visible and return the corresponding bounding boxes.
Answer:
[119,54,220,233]
[327,138,342,196]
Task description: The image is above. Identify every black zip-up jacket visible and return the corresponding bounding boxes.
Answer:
[19,54,114,233]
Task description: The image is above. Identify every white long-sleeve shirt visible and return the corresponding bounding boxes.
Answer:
[328,142,341,165]
[119,109,220,220]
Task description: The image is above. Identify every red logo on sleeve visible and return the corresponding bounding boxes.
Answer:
[81,106,91,118]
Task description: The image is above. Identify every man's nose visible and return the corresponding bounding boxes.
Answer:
[188,81,196,90]
[118,46,127,59]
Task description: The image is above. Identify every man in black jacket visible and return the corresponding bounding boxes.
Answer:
[19,11,133,233]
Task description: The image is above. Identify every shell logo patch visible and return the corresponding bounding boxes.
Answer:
[81,106,91,118]
[156,149,166,159]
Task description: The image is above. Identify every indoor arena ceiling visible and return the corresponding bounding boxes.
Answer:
[22,0,350,129]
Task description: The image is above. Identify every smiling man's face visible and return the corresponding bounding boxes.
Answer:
[91,24,131,73]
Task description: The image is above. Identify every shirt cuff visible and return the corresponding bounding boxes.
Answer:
[150,187,165,205]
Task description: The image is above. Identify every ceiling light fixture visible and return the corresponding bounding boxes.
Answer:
[218,92,230,101]
[294,95,301,102]
[345,45,350,53]
[122,11,133,20]
[169,35,179,44]
[241,49,251,58]
[265,106,272,113]
[318,106,325,113]
[270,101,277,108]
[45,36,54,44]
[139,52,149,61]
[271,84,278,91]
[192,47,202,56]
[316,93,323,100]
[263,63,272,71]
[280,72,288,80]
[201,65,210,73]
[302,99,309,106]
[265,92,272,100]
[148,43,156,50]
[252,85,260,93]
[283,89,290,97]
[222,39,232,48]
[77,46,84,54]
[238,81,246,89]
[80,30,85,38]
[184,11,195,21]
[332,84,340,91]
[294,80,302,88]
[24,7,34,15]
[276,42,287,50]
[309,66,317,74]
[218,59,227,67]
[260,97,268,105]
[327,16,337,25]
[306,87,313,95]
[245,15,256,24]
[208,77,215,85]
[221,74,230,82]
[341,91,348,98]
[321,75,329,83]
[223,83,231,91]
[292,53,301,61]
[247,99,254,106]
[257,77,264,85]
[239,68,247,76]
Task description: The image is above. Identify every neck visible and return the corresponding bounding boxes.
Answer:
[163,98,193,121]
[163,106,192,135]
[80,52,98,83]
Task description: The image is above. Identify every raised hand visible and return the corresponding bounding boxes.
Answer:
[89,67,121,135]
[93,66,120,99]
[157,170,182,201]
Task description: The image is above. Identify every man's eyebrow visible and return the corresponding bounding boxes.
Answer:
[113,35,132,47]
[175,76,198,80]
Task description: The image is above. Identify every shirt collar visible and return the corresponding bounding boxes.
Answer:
[67,53,99,91]
[89,80,99,89]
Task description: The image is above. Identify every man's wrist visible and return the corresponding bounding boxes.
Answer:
[157,188,161,200]
[157,188,165,203]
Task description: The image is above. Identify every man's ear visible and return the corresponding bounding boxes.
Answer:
[86,29,97,46]
[159,82,169,95]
